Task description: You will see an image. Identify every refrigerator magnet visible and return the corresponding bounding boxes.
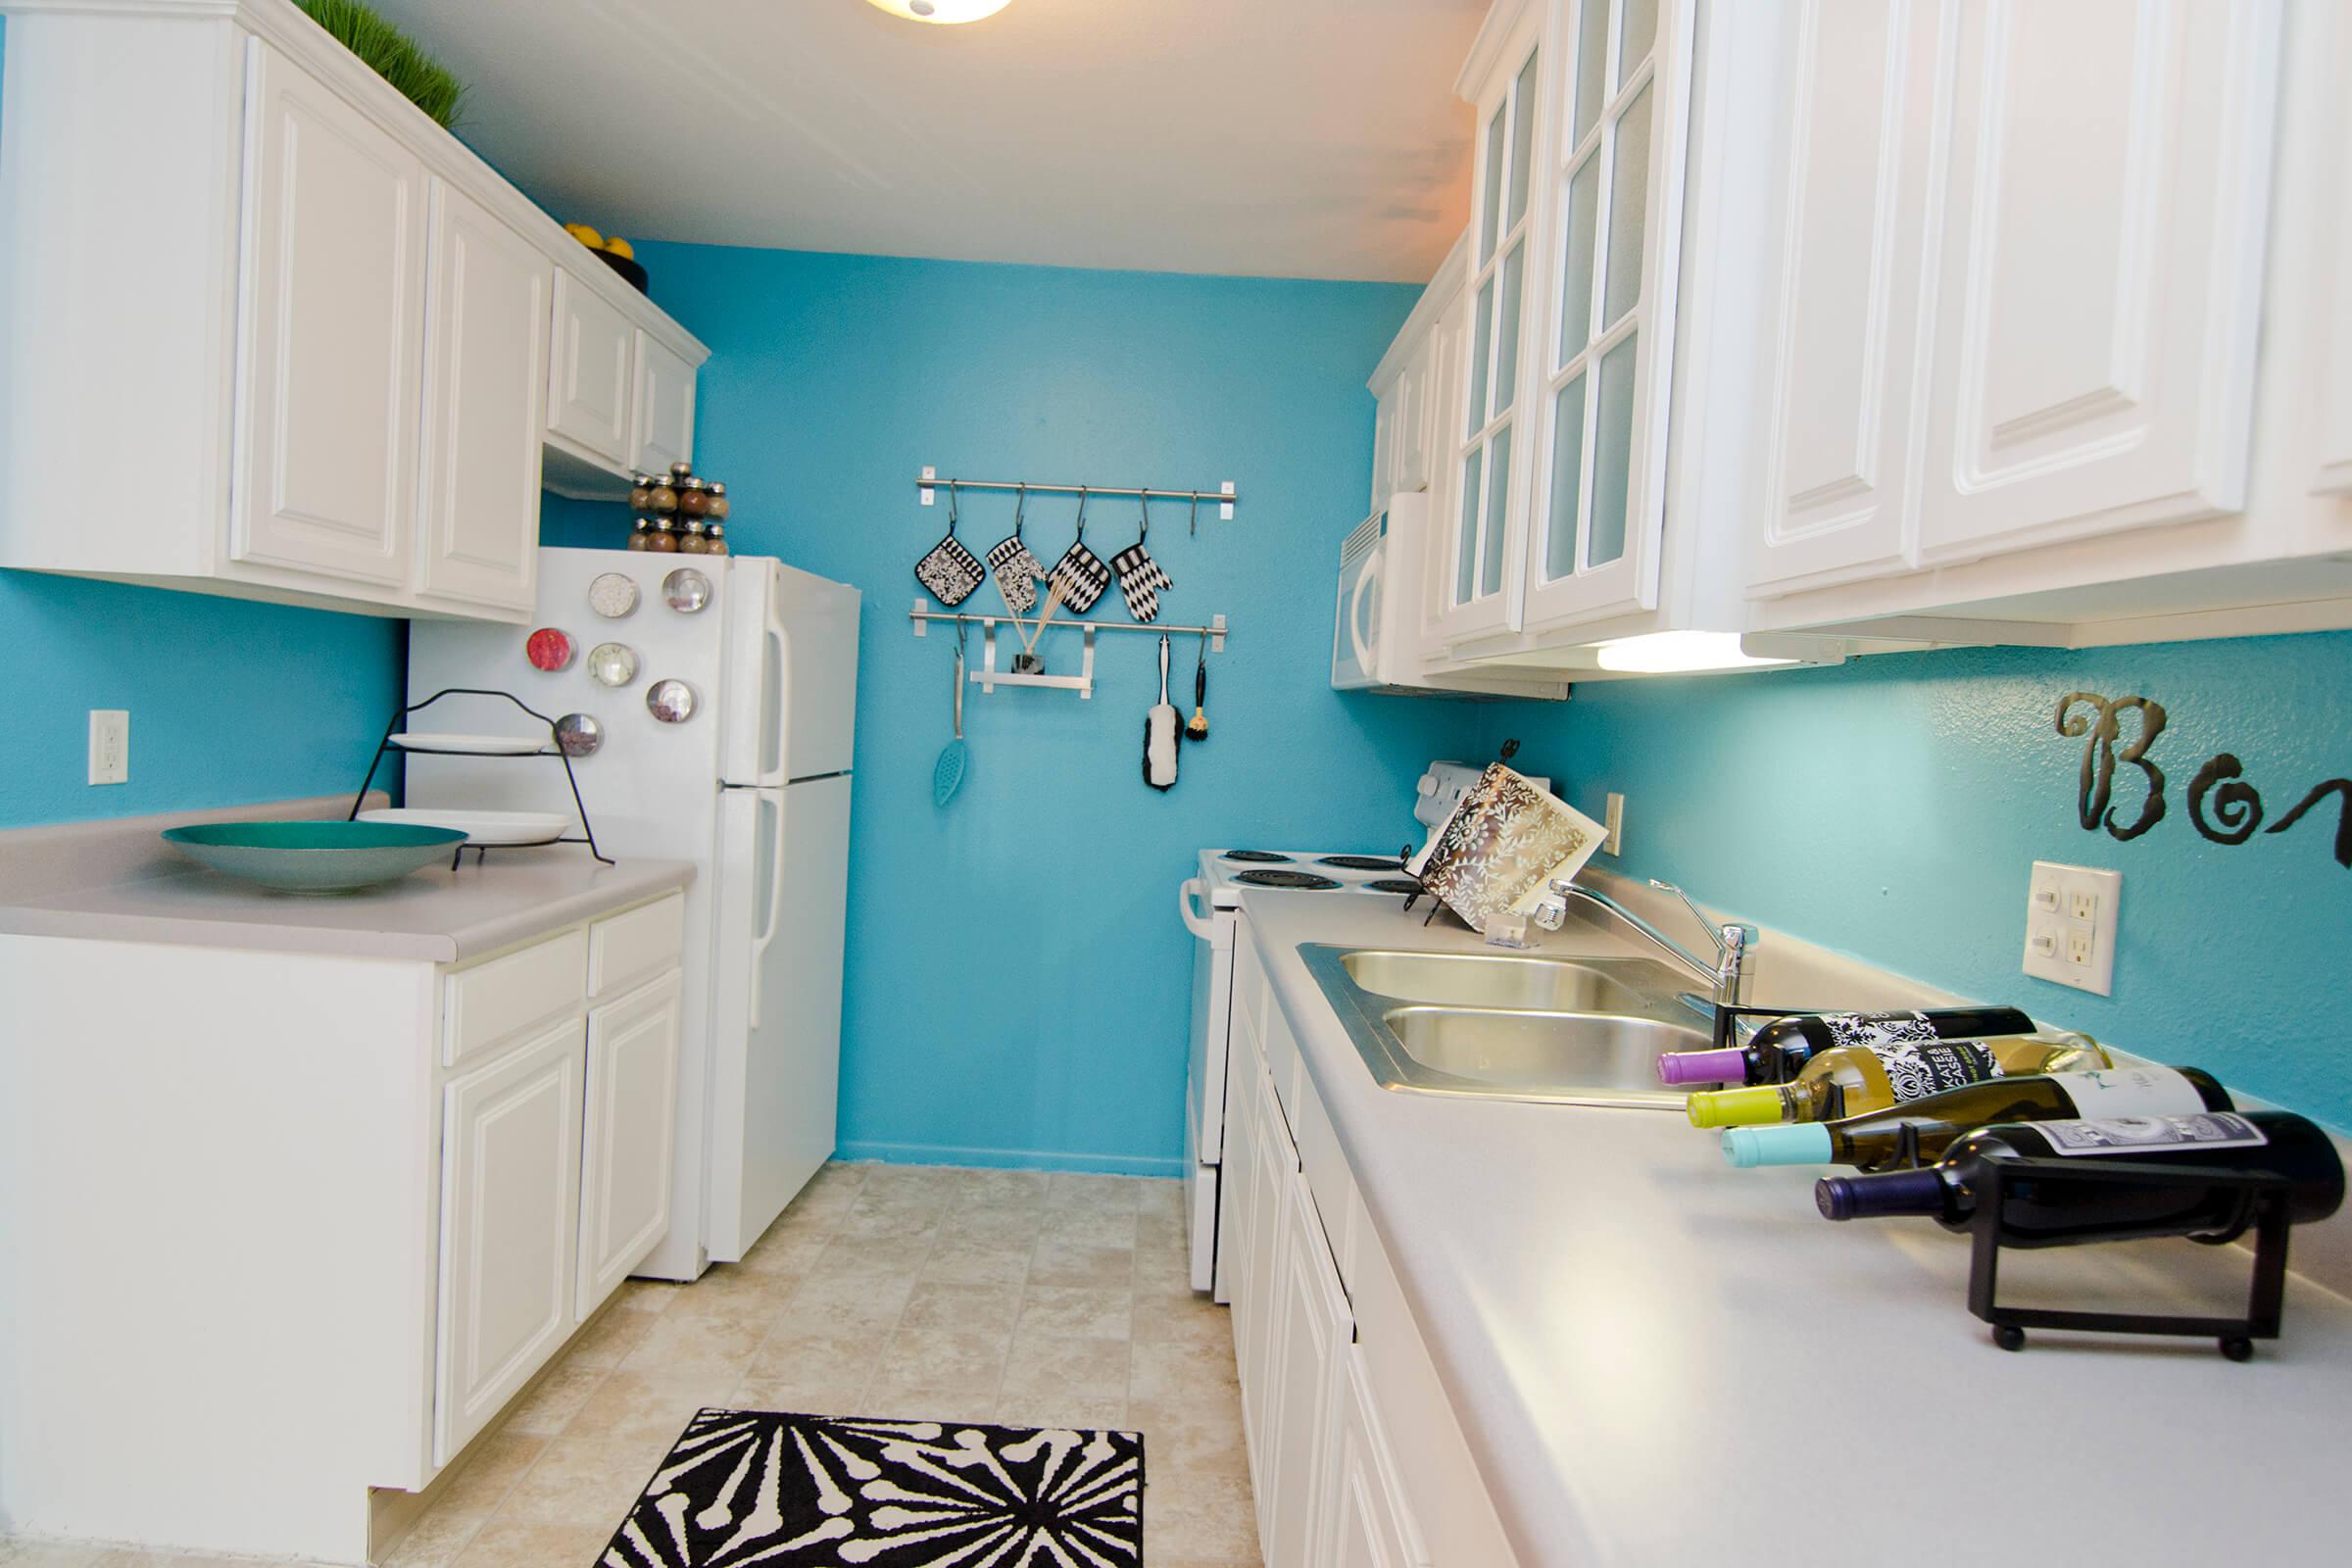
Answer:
[587,572,641,618]
[525,627,577,672]
[662,567,713,613]
[646,679,698,723]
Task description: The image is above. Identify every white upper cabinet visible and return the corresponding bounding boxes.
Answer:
[232,38,425,588]
[547,269,636,467]
[0,1,706,622]
[1519,0,1695,634]
[1432,5,1545,650]
[1914,0,2279,564]
[416,180,551,612]
[1743,0,1947,599]
[630,329,698,478]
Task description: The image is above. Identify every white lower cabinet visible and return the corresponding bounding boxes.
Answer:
[577,970,685,1320]
[1318,1353,1427,1568]
[1261,1173,1350,1567]
[433,1015,587,1464]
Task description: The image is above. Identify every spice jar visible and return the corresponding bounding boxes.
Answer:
[678,476,710,518]
[627,473,654,511]
[670,460,693,481]
[706,482,730,521]
[649,517,680,553]
[680,518,710,554]
[706,521,728,556]
[647,474,678,514]
[626,517,654,552]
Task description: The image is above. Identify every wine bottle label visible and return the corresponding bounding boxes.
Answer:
[2034,1111,2269,1156]
[1877,1040,2002,1102]
[2045,1064,2209,1119]
[1823,1011,1936,1050]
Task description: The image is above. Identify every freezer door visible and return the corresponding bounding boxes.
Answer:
[707,774,852,1261]
[721,558,860,787]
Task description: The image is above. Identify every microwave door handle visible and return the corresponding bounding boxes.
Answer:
[1179,876,1218,940]
[1347,552,1380,676]
[748,792,790,1027]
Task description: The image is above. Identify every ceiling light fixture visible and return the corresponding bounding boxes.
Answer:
[1592,631,1802,675]
[861,0,1012,23]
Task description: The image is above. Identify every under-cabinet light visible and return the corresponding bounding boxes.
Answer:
[1592,631,1801,674]
[861,0,1012,22]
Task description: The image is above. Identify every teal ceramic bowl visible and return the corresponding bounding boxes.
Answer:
[162,820,468,894]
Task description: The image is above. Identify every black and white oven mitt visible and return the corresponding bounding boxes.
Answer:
[914,486,985,607]
[1049,495,1111,613]
[1110,541,1172,622]
[986,534,1049,614]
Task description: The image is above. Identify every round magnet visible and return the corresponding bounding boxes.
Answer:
[587,572,641,618]
[554,712,605,757]
[525,627,576,671]
[588,642,639,687]
[646,679,698,723]
[662,566,713,613]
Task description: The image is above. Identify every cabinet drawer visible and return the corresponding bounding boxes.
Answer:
[444,928,588,1069]
[589,894,684,1000]
[1294,1067,1357,1301]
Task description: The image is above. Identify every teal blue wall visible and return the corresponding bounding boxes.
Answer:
[0,19,407,831]
[1478,634,2352,1131]
[577,244,1465,1172]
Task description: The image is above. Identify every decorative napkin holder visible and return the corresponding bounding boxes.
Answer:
[1416,763,1606,935]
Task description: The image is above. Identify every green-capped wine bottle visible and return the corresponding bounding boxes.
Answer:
[1685,1033,2113,1128]
[1657,1005,2036,1087]
[1721,1064,2232,1168]
[1814,1110,2345,1245]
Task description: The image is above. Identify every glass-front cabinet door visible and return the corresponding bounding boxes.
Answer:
[1431,22,1545,651]
[1520,0,1694,635]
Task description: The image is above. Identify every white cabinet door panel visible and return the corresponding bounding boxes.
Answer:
[1745,0,1949,598]
[233,39,424,587]
[1917,0,2279,563]
[577,970,683,1320]
[547,269,634,466]
[416,180,550,612]
[1317,1351,1429,1568]
[434,1017,586,1465]
[1263,1168,1348,1568]
[2310,2,2352,511]
[630,329,696,478]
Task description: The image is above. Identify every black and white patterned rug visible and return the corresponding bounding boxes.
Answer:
[599,1409,1145,1566]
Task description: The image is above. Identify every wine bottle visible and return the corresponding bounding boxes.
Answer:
[1814,1111,2345,1246]
[1657,1005,2036,1087]
[1720,1064,2232,1168]
[1684,1033,2112,1128]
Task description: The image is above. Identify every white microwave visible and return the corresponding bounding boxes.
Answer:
[1333,493,1566,698]
[1330,504,1393,690]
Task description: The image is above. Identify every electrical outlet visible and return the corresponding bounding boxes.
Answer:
[1602,792,1624,857]
[2022,859,2120,996]
[87,710,127,785]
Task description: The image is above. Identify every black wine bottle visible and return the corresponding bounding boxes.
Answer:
[1815,1110,2345,1246]
[1721,1064,2233,1169]
[1657,1005,2036,1087]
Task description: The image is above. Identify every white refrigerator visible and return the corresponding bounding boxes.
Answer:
[406,547,859,1281]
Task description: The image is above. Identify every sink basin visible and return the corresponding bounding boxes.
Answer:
[1381,1007,1708,1108]
[1340,950,1688,1015]
[1301,944,1712,1109]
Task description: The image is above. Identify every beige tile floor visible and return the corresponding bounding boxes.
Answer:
[0,1164,1259,1568]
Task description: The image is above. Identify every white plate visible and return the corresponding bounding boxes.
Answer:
[357,808,571,846]
[389,733,551,756]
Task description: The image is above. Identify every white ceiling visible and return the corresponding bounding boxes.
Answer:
[369,0,1487,283]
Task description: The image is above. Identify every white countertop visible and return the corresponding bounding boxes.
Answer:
[0,855,694,964]
[1242,886,2352,1567]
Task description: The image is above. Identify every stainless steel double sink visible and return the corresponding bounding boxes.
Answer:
[1300,945,1712,1109]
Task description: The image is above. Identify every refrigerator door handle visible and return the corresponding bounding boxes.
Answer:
[749,790,790,1027]
[751,599,792,790]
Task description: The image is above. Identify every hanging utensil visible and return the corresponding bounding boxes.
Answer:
[915,482,986,607]
[934,621,968,807]
[1186,629,1210,742]
[1145,633,1179,791]
[987,482,1049,615]
[1111,491,1174,623]
[1048,486,1110,613]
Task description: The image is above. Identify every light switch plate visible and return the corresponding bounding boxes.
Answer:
[2022,859,2119,995]
[87,710,127,785]
[1602,792,1624,857]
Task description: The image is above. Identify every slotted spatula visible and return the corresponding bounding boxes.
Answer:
[933,628,968,807]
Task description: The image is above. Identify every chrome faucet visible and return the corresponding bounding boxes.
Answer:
[1532,877,1758,1021]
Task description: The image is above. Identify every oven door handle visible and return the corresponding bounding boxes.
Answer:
[1179,876,1219,940]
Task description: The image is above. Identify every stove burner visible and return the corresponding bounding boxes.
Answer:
[1220,850,1296,863]
[1364,878,1422,895]
[1319,855,1406,871]
[1234,869,1342,890]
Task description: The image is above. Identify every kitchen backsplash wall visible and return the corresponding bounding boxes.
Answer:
[1480,633,2352,1131]
[0,571,405,829]
[562,242,1471,1173]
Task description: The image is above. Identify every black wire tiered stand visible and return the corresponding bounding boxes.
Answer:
[348,688,612,868]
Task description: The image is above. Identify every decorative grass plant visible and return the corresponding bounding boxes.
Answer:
[294,0,466,129]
